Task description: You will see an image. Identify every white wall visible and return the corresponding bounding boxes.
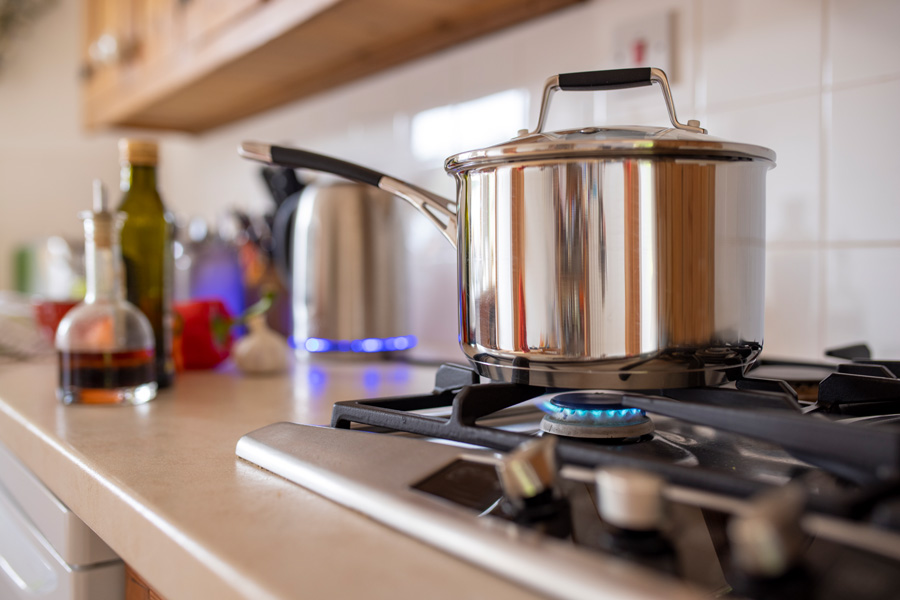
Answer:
[0,1,115,291]
[2,0,899,362]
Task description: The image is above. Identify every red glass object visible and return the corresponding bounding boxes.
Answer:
[33,299,80,343]
[174,299,234,370]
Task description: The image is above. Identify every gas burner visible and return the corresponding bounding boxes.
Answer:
[241,346,900,600]
[539,391,655,439]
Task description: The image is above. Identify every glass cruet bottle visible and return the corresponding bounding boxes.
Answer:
[55,180,157,405]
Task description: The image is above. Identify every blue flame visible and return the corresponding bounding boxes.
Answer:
[300,335,417,353]
[541,402,646,424]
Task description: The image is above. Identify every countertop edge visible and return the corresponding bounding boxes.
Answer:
[0,384,278,600]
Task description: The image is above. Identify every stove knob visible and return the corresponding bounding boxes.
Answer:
[870,497,900,532]
[596,468,676,573]
[496,436,559,508]
[596,468,665,531]
[728,484,807,578]
[495,437,570,537]
[726,485,813,600]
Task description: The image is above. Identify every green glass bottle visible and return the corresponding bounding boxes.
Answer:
[117,139,175,389]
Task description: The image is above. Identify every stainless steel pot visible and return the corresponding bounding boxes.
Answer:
[240,68,775,389]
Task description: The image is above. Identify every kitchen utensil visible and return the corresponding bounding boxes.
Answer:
[262,166,304,291]
[240,67,775,388]
[261,166,304,208]
[272,178,410,356]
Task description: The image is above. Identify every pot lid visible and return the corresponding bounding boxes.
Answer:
[445,68,776,172]
[445,125,776,172]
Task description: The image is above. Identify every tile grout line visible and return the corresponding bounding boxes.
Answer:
[817,0,832,357]
[705,86,821,115]
[826,71,900,93]
[768,240,900,251]
[700,71,900,117]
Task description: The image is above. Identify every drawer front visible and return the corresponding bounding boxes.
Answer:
[0,441,118,566]
[0,484,124,599]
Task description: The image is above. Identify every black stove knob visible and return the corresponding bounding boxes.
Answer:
[595,468,676,573]
[870,497,900,532]
[727,484,813,599]
[495,437,570,537]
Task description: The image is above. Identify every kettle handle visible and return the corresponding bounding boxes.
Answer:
[525,67,707,136]
[271,190,301,287]
[239,142,458,248]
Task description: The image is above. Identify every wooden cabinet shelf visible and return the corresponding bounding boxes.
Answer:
[82,0,583,133]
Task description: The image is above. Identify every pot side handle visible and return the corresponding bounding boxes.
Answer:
[528,67,707,136]
[239,142,458,248]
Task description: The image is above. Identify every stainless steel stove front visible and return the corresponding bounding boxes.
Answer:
[236,423,708,600]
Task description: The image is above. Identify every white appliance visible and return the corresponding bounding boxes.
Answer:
[0,441,124,599]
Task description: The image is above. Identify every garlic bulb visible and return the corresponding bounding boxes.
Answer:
[232,314,290,375]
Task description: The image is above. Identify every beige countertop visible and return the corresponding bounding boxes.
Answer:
[0,356,543,600]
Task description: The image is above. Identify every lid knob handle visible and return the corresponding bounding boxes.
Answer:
[523,67,707,137]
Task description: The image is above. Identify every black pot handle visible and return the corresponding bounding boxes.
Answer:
[557,67,654,91]
[269,146,384,187]
[527,67,706,136]
[239,142,459,248]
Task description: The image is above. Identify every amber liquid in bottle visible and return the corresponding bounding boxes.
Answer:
[58,349,156,405]
[55,180,158,406]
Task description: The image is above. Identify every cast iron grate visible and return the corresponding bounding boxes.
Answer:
[331,360,900,518]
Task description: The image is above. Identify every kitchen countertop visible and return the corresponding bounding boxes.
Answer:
[0,356,544,600]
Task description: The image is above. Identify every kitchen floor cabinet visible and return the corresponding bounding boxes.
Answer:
[125,565,166,600]
[80,0,583,133]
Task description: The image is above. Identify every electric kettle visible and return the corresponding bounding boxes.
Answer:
[273,178,412,357]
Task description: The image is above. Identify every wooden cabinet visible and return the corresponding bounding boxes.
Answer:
[125,564,167,600]
[182,0,261,43]
[81,0,583,133]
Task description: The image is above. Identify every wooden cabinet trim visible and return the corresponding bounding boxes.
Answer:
[82,0,584,132]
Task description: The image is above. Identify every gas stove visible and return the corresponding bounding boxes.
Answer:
[236,345,900,600]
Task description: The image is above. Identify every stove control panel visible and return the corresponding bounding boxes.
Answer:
[239,422,900,600]
[412,448,900,600]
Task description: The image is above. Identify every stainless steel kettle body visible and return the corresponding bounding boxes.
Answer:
[288,181,409,355]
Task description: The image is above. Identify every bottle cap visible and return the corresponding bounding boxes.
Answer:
[81,180,118,248]
[118,138,158,166]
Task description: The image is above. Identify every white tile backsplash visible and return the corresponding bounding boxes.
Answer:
[705,94,821,243]
[824,247,900,358]
[828,78,900,242]
[597,0,696,123]
[699,0,822,108]
[405,219,460,361]
[829,0,900,86]
[505,1,607,82]
[3,0,900,362]
[764,249,821,359]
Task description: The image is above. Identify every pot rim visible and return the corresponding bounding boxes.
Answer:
[444,126,776,173]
